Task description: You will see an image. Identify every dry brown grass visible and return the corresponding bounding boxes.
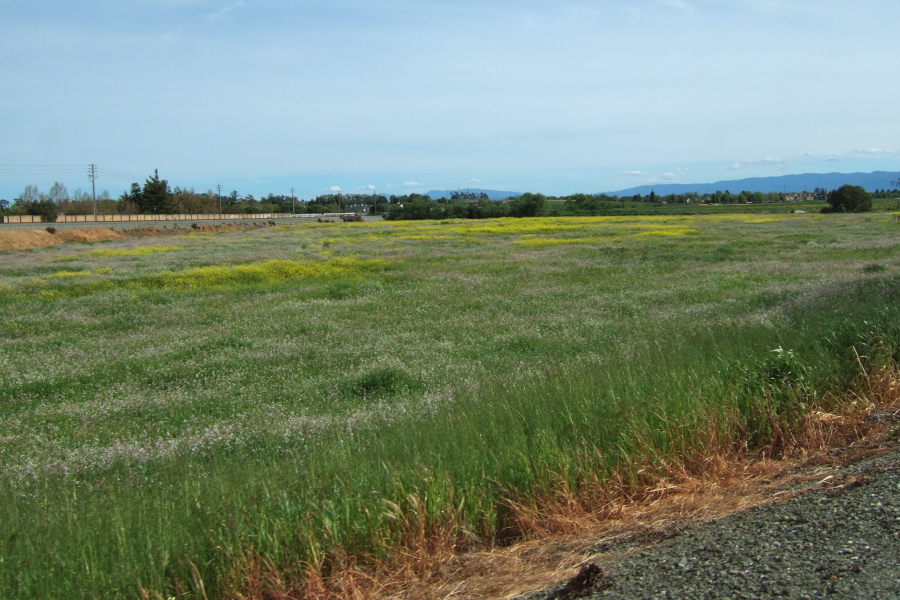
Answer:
[0,226,125,250]
[218,362,899,600]
[0,221,274,251]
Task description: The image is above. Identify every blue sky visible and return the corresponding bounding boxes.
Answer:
[2,0,899,201]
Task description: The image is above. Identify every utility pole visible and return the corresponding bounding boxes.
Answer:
[216,184,222,216]
[290,187,295,216]
[88,164,97,218]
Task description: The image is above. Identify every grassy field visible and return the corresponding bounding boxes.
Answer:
[1,211,899,598]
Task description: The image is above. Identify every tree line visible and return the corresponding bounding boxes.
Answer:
[3,171,895,222]
[1,171,413,221]
[383,185,888,220]
[3,171,307,221]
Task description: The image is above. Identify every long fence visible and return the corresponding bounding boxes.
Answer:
[1,213,360,224]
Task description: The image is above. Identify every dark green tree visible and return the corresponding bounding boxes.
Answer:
[119,182,144,214]
[507,192,546,217]
[141,170,174,214]
[825,184,872,213]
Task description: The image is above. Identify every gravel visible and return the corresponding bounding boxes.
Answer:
[527,448,900,600]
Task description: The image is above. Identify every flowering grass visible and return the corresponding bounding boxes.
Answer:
[45,270,92,278]
[134,257,388,290]
[87,244,182,257]
[0,213,898,598]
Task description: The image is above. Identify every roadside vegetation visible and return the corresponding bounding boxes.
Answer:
[0,211,898,598]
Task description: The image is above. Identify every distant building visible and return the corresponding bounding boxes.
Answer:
[783,192,815,202]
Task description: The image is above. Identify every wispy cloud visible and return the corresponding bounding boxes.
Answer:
[647,172,678,183]
[806,152,844,162]
[852,148,895,155]
[621,170,646,176]
[403,181,422,187]
[739,0,780,10]
[329,186,341,193]
[730,157,790,170]
[655,0,694,13]
[207,1,244,23]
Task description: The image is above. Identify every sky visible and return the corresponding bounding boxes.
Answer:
[2,0,899,201]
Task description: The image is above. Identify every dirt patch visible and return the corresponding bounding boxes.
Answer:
[0,221,270,251]
[119,222,270,238]
[0,227,125,251]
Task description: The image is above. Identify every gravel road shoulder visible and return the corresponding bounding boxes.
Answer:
[525,445,900,600]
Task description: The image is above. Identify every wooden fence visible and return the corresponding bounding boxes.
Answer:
[1,213,361,224]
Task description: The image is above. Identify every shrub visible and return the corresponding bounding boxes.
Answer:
[45,226,57,234]
[341,367,422,400]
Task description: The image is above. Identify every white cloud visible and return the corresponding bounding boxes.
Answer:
[403,181,422,187]
[621,170,646,176]
[648,172,678,182]
[207,1,244,23]
[731,157,790,169]
[806,152,844,161]
[329,186,341,193]
[852,148,895,155]
[470,178,481,184]
[364,184,375,190]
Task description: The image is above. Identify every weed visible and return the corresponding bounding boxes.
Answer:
[341,367,423,400]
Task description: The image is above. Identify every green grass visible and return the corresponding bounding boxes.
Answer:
[0,213,899,598]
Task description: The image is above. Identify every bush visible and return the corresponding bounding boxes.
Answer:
[341,367,422,400]
[23,199,57,223]
[45,226,57,234]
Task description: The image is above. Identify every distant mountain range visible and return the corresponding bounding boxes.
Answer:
[608,171,900,197]
[422,171,899,200]
[425,188,522,200]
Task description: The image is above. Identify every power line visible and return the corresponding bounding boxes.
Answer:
[95,167,143,181]
[0,163,85,168]
[0,165,86,175]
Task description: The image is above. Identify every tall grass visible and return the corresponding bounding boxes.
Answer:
[0,213,898,598]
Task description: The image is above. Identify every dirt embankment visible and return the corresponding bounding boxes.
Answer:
[0,227,126,251]
[0,221,270,251]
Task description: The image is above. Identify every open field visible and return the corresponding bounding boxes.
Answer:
[1,212,899,598]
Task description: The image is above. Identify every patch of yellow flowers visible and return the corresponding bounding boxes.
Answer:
[136,257,388,290]
[87,245,182,257]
